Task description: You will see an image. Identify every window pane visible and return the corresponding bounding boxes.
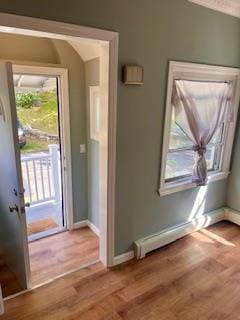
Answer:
[170,120,224,149]
[209,125,224,144]
[165,146,221,181]
[169,121,194,149]
[165,150,195,180]
[206,146,221,171]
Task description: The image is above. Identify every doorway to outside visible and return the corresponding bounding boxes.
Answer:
[11,64,100,289]
[14,73,65,241]
[0,12,118,300]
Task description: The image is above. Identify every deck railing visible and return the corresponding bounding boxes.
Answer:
[21,145,61,206]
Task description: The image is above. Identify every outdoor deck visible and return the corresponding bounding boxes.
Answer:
[21,145,63,240]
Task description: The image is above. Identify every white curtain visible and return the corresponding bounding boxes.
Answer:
[172,79,233,186]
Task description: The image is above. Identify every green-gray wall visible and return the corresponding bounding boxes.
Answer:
[0,33,88,223]
[0,0,240,254]
[85,58,100,228]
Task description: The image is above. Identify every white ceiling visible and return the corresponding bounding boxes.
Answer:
[189,0,240,18]
[67,39,100,62]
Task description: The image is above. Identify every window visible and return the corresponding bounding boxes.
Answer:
[90,86,100,141]
[159,62,240,196]
[165,111,224,182]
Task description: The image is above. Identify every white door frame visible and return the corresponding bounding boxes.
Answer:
[13,64,73,232]
[0,13,118,268]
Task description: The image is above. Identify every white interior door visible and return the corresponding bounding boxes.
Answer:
[0,62,31,291]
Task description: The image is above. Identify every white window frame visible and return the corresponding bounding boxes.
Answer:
[159,61,240,196]
[90,86,100,141]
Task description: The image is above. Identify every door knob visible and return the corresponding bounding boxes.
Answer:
[9,204,19,213]
[19,202,30,214]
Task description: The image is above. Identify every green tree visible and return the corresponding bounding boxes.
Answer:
[15,92,37,109]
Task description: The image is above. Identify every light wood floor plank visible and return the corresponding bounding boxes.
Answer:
[2,221,240,320]
[29,227,99,286]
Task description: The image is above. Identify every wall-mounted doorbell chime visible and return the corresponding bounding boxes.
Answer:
[122,65,144,85]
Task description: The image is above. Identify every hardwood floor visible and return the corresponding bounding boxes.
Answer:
[29,227,99,286]
[2,221,240,319]
[0,259,22,298]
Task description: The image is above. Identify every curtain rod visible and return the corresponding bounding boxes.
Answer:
[174,79,230,84]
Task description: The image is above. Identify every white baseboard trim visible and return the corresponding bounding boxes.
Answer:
[113,251,135,266]
[72,207,240,267]
[87,221,100,237]
[72,219,100,237]
[72,220,88,230]
[225,208,240,226]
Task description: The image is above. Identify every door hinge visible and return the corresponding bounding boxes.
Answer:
[13,188,25,197]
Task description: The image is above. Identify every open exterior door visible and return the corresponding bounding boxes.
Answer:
[0,62,31,294]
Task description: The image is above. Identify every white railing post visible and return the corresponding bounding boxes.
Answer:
[49,144,61,204]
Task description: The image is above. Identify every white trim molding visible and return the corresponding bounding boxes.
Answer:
[189,0,240,18]
[72,207,240,266]
[159,61,240,196]
[0,12,119,269]
[113,251,135,266]
[89,86,100,141]
[12,64,74,232]
[0,12,117,41]
[88,221,100,237]
[225,208,240,225]
[72,220,88,230]
[113,206,240,265]
[72,219,100,237]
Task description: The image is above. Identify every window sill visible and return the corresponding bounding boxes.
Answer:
[159,171,230,197]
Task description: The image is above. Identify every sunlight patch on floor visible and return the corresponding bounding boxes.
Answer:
[191,228,235,247]
[200,229,235,247]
